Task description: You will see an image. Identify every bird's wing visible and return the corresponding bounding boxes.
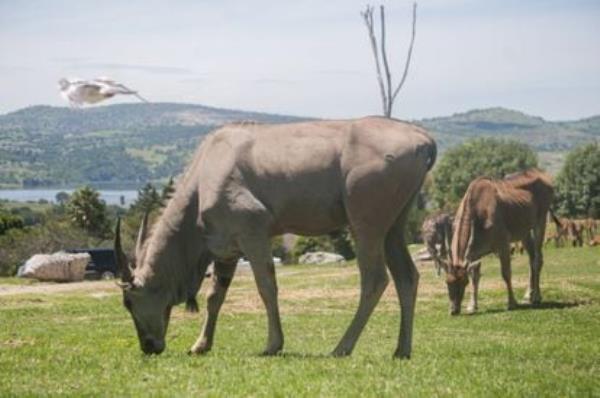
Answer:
[97,81,135,95]
[133,92,149,103]
[97,81,149,102]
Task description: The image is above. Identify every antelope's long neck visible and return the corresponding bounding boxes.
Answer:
[138,188,210,303]
[451,188,474,267]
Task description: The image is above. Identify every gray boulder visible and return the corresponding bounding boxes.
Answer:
[18,252,91,282]
[298,251,345,265]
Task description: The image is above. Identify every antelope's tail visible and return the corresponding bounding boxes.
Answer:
[549,209,562,229]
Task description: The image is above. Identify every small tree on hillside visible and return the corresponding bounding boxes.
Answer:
[131,183,162,214]
[66,186,110,238]
[555,143,600,218]
[55,191,70,206]
[432,138,538,209]
[361,3,417,117]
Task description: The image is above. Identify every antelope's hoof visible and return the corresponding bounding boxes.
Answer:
[330,347,352,357]
[393,349,411,360]
[188,343,211,356]
[466,306,478,315]
[260,345,283,356]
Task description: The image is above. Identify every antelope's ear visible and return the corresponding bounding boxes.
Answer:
[466,261,481,271]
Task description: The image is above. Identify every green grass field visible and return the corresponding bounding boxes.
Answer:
[1,245,599,397]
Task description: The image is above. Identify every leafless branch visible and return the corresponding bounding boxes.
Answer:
[361,2,418,118]
[379,5,393,116]
[361,5,387,115]
[391,2,417,105]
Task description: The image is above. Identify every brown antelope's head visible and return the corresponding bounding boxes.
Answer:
[445,264,469,315]
[439,255,469,316]
[115,215,172,355]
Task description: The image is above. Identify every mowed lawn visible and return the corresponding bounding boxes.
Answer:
[1,245,599,397]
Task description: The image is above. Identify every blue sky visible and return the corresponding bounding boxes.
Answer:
[1,0,599,120]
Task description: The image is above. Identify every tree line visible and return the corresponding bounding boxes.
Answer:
[0,140,598,275]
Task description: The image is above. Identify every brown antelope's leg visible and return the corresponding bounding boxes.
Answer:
[466,261,481,314]
[239,236,284,356]
[530,223,546,305]
[189,260,237,355]
[521,235,535,302]
[498,245,518,310]
[332,235,388,357]
[429,241,442,276]
[384,222,419,359]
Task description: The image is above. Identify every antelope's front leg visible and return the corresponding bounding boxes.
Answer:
[189,261,237,355]
[251,259,284,356]
[466,261,481,314]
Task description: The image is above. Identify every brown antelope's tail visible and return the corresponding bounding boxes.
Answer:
[549,209,562,229]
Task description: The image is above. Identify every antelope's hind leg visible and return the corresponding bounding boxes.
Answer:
[498,245,518,310]
[384,221,419,359]
[331,234,388,357]
[189,259,238,355]
[529,223,546,306]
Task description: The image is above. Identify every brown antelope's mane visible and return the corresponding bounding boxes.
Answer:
[451,185,474,267]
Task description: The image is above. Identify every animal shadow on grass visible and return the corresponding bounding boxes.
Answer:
[261,351,331,360]
[474,300,587,316]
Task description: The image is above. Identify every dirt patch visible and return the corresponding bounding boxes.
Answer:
[0,338,35,349]
[0,280,116,297]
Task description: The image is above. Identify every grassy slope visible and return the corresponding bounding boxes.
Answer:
[1,245,599,397]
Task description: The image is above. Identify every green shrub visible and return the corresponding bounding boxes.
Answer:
[432,138,538,209]
[555,143,600,218]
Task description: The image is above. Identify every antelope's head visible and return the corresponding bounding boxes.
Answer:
[114,215,172,355]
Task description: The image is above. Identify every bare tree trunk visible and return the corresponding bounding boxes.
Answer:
[390,3,417,106]
[379,5,393,117]
[361,6,388,116]
[361,3,417,118]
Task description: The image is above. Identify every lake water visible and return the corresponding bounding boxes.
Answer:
[0,189,138,206]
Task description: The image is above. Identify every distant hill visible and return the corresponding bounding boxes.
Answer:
[0,103,305,188]
[418,107,599,152]
[0,103,597,188]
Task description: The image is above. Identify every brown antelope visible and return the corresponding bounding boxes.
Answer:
[441,169,559,315]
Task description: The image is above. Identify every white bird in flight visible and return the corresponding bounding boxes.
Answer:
[58,77,149,107]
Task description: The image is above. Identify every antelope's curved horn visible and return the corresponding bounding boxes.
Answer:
[114,218,133,282]
[135,211,150,254]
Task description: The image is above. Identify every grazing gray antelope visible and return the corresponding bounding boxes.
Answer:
[114,117,436,358]
[421,212,453,276]
[441,169,559,315]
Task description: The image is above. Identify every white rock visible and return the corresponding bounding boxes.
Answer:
[236,257,282,268]
[19,252,91,282]
[298,251,345,265]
